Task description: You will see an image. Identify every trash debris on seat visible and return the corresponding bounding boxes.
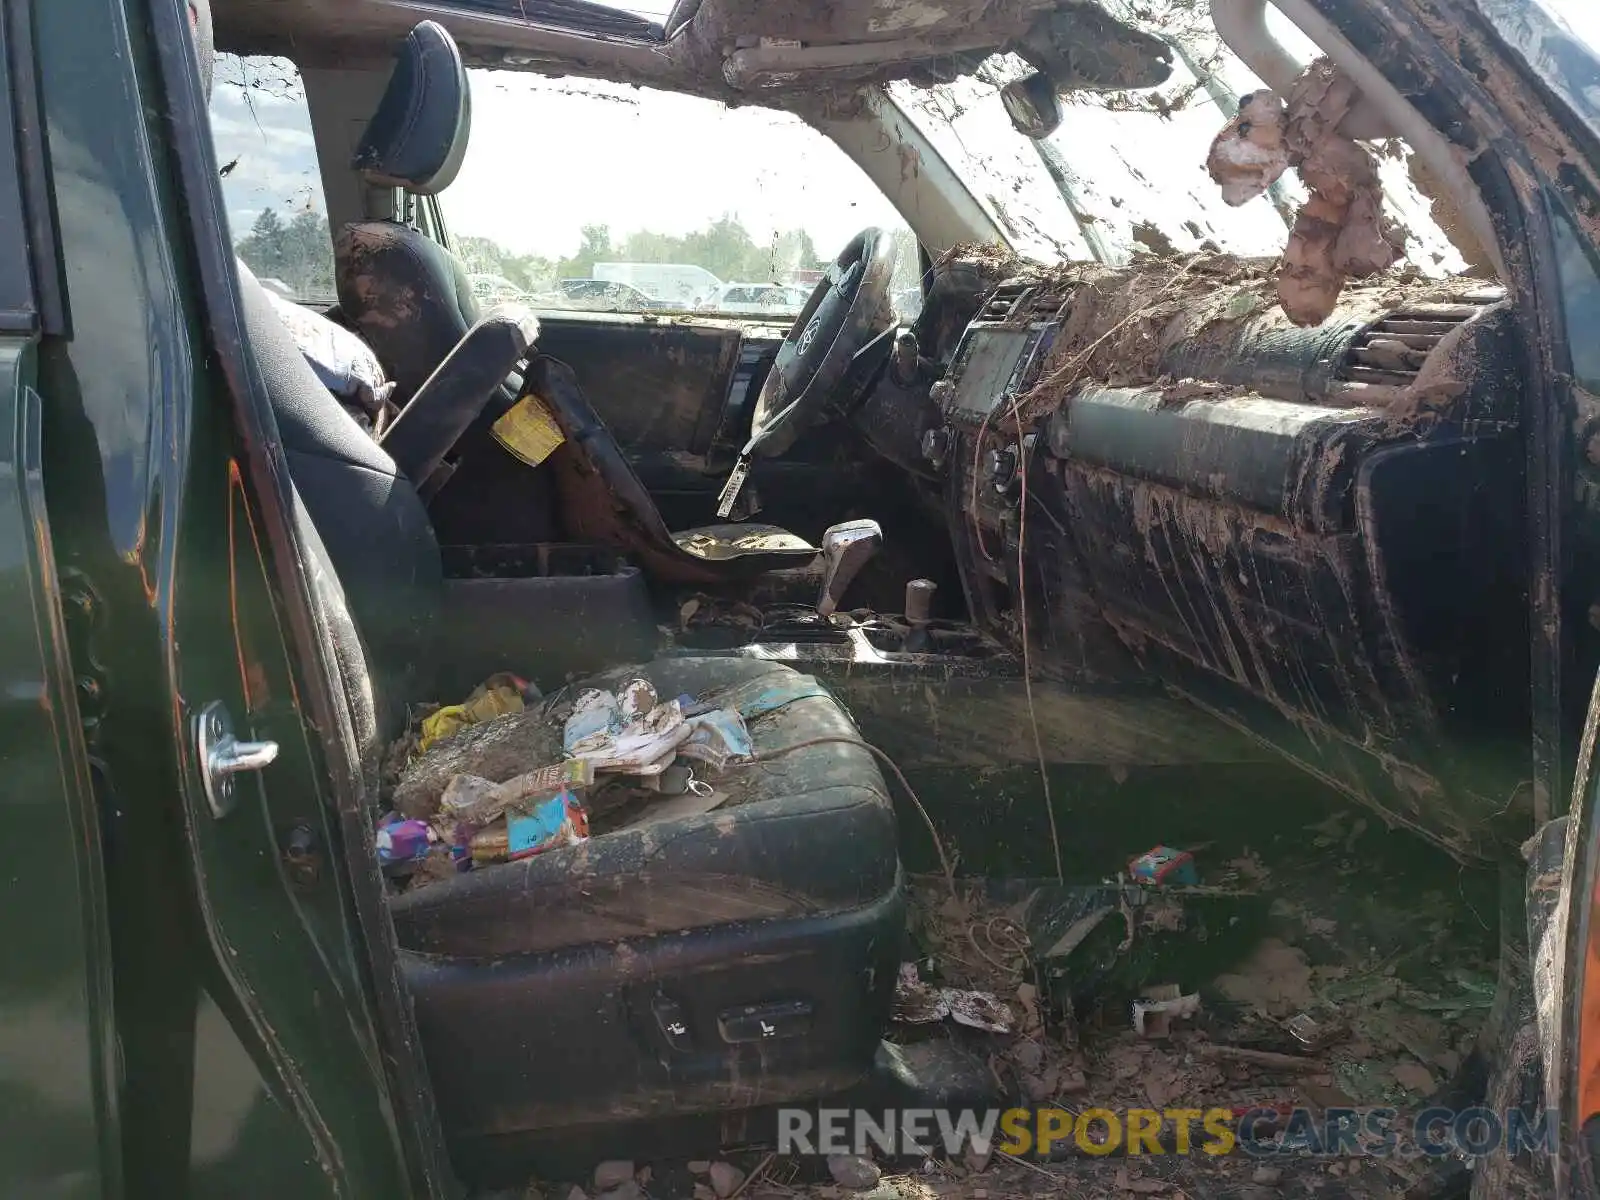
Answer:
[381,673,756,890]
[418,671,536,753]
[439,759,595,828]
[563,679,753,777]
[375,815,438,868]
[466,790,589,865]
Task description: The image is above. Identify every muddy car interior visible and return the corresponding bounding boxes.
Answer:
[185,0,1598,1191]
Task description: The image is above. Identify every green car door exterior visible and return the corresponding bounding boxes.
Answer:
[0,0,444,1195]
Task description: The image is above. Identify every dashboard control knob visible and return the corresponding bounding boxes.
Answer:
[891,329,921,386]
[921,427,951,470]
[987,444,1019,493]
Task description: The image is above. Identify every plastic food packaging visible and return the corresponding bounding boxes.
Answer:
[508,789,589,859]
[418,672,536,753]
[469,790,589,865]
[1128,845,1198,886]
[439,758,594,827]
[564,682,693,774]
[376,816,437,866]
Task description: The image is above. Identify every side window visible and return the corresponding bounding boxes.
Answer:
[210,55,336,302]
[448,74,921,318]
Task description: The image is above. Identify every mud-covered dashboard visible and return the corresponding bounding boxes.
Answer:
[917,264,1533,862]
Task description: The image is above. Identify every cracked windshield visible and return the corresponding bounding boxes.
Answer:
[214,59,924,318]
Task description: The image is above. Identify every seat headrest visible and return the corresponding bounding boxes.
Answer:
[352,21,472,195]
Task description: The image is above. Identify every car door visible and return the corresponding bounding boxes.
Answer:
[0,4,120,1192]
[20,1,451,1195]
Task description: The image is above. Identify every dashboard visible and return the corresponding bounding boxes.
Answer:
[875,260,1533,862]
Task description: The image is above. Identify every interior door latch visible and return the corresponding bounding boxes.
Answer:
[193,700,279,819]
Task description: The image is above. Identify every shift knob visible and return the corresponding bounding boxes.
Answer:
[905,578,936,625]
[818,520,883,618]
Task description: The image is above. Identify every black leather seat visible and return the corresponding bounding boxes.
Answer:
[335,21,483,409]
[334,22,826,583]
[242,260,902,1170]
[395,655,902,1153]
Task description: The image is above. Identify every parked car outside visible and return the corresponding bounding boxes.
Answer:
[469,272,530,305]
[701,283,811,316]
[556,278,668,312]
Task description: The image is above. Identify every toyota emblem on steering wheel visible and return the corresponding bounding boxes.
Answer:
[797,317,821,357]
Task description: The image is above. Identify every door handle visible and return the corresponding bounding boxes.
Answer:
[194,700,279,819]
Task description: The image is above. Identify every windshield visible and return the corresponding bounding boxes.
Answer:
[444,73,924,319]
[890,2,1472,271]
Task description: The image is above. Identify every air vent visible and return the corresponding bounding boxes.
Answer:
[1338,303,1488,386]
[978,280,1070,323]
[980,281,1032,321]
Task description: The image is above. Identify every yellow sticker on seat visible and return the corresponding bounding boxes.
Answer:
[492,394,565,466]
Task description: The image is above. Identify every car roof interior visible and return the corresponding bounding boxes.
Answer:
[211,0,1172,102]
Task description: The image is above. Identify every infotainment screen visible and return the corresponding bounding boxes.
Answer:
[947,328,1039,422]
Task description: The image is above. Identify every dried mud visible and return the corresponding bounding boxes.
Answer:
[997,253,1484,427]
[1206,59,1402,327]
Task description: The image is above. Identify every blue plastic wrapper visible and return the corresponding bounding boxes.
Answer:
[507,790,589,860]
[376,817,434,865]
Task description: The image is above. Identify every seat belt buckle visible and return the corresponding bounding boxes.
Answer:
[715,453,752,520]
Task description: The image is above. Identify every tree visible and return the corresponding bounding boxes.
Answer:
[236,208,294,282]
[762,228,822,280]
[235,207,335,297]
[688,216,760,282]
[282,210,334,296]
[556,224,616,278]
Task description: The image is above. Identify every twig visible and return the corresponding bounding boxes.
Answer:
[988,258,1206,883]
[967,404,999,565]
[995,1150,1062,1180]
[966,918,1028,977]
[1018,259,1201,424]
[1006,392,1062,883]
[752,737,955,892]
[1194,1044,1325,1071]
[725,1152,776,1200]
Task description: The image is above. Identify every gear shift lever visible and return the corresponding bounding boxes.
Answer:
[817,520,883,618]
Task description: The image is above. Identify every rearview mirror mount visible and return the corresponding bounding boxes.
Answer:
[1001,71,1062,139]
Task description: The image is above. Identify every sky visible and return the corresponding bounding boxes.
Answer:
[212,0,1600,264]
[1539,0,1599,48]
[446,76,907,259]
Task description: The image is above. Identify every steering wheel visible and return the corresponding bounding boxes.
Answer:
[746,227,900,459]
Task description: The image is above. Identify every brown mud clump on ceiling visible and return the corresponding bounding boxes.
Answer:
[1206,58,1403,327]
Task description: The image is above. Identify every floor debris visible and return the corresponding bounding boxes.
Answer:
[423,704,1500,1199]
[894,964,1016,1034]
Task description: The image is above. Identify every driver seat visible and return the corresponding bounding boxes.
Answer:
[333,21,485,411]
[533,356,819,584]
[333,20,822,584]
